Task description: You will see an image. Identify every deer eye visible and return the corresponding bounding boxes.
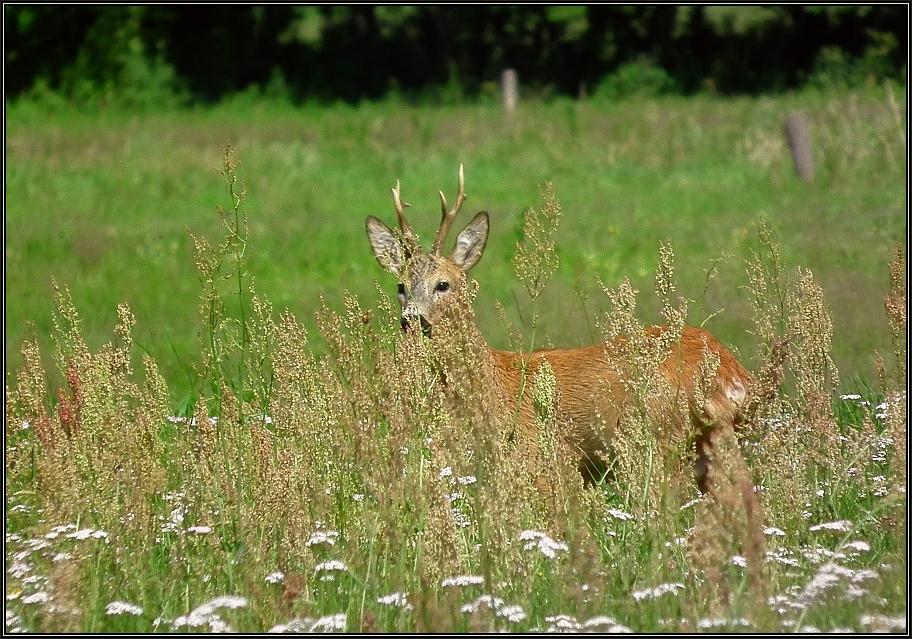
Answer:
[397,283,406,296]
[435,281,450,293]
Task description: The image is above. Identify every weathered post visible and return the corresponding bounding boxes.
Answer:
[785,112,815,182]
[502,69,518,114]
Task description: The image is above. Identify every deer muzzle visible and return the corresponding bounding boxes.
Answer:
[401,309,433,336]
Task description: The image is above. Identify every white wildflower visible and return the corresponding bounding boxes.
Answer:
[841,540,870,554]
[582,615,616,628]
[809,520,852,533]
[457,475,477,485]
[172,595,248,629]
[451,508,471,528]
[802,547,845,563]
[168,506,186,526]
[26,539,51,552]
[766,548,800,567]
[860,614,906,632]
[8,562,31,578]
[498,604,526,623]
[545,614,581,631]
[519,530,569,560]
[106,601,143,616]
[606,508,634,521]
[583,615,634,632]
[698,617,752,629]
[460,594,504,613]
[851,569,879,583]
[67,528,109,541]
[187,525,212,534]
[441,574,484,587]
[377,592,412,609]
[314,560,347,572]
[306,530,339,547]
[631,582,684,602]
[458,595,525,622]
[268,617,316,633]
[310,613,346,632]
[439,466,453,479]
[763,526,786,537]
[799,563,856,603]
[265,572,284,584]
[22,591,52,605]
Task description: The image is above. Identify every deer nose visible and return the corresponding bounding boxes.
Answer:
[401,310,432,336]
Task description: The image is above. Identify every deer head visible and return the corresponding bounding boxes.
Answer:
[366,165,489,335]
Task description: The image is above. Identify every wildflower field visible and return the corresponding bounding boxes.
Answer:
[5,87,907,632]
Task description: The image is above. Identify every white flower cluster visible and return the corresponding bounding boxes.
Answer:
[268,613,346,633]
[460,594,525,623]
[377,592,413,610]
[541,614,633,633]
[306,530,340,547]
[165,595,248,633]
[105,601,143,616]
[441,574,485,587]
[631,582,684,602]
[518,530,569,560]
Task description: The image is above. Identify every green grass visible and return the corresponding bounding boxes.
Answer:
[4,88,907,633]
[5,87,905,403]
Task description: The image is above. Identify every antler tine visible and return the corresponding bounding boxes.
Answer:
[432,164,467,255]
[392,179,420,253]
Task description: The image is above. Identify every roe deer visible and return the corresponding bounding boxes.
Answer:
[365,166,753,493]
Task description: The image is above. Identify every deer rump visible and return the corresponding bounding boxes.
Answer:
[484,325,749,489]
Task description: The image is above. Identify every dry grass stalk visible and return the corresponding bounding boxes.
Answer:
[689,425,768,624]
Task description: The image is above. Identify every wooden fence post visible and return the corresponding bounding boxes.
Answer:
[502,69,518,114]
[785,111,815,182]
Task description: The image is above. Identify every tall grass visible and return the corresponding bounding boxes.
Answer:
[5,139,906,632]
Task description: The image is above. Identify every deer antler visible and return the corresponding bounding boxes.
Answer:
[392,179,420,255]
[431,164,467,256]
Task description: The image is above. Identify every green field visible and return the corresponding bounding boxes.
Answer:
[6,87,906,399]
[5,88,907,633]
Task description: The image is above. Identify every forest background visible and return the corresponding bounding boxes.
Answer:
[6,5,907,106]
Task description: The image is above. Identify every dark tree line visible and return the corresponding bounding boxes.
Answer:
[5,5,906,104]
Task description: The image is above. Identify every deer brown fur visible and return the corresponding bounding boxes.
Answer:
[365,166,753,492]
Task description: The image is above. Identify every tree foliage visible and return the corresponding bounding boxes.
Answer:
[4,5,906,105]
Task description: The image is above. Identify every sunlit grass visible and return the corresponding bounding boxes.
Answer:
[5,87,905,400]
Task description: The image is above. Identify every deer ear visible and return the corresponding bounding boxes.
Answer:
[366,216,405,276]
[450,211,488,272]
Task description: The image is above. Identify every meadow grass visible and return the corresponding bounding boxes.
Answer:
[5,87,907,632]
[5,86,906,401]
